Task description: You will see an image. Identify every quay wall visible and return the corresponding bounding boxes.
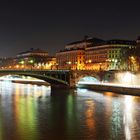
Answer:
[77,84,140,96]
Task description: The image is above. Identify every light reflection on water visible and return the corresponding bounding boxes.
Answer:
[0,82,140,139]
[0,81,51,140]
[0,81,51,97]
[76,88,140,139]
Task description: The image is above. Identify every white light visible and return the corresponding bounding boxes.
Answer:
[123,72,132,83]
[77,76,100,85]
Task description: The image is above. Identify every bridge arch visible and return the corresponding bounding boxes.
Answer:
[0,71,69,87]
[74,73,100,86]
[77,76,100,84]
[0,74,47,83]
[0,70,103,87]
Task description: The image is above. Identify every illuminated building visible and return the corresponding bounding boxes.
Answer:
[56,49,85,70]
[35,56,56,70]
[56,37,103,70]
[15,48,48,69]
[56,37,137,71]
[0,36,139,71]
[0,57,16,69]
[85,40,136,71]
[0,48,56,70]
[132,36,140,71]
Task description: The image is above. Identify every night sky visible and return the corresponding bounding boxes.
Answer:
[0,0,140,57]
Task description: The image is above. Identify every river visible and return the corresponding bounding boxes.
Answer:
[0,81,140,140]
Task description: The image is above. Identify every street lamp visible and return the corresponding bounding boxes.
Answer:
[99,63,102,71]
[28,59,34,70]
[19,60,24,65]
[16,65,19,69]
[67,61,72,70]
[28,59,34,64]
[19,60,25,69]
[68,61,72,64]
[88,59,92,63]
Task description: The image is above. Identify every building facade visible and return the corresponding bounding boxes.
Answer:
[85,40,136,71]
[56,37,138,71]
[0,48,56,70]
[56,37,103,70]
[56,49,85,70]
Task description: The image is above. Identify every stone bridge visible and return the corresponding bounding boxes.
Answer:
[69,70,101,87]
[0,70,111,87]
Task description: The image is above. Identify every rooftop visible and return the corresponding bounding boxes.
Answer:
[17,48,48,55]
[67,37,104,46]
[90,39,137,47]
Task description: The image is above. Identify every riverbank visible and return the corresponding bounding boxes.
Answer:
[77,84,140,96]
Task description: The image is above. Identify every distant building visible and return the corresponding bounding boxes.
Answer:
[15,48,48,69]
[65,36,103,50]
[0,48,56,70]
[56,49,85,70]
[56,37,103,70]
[56,36,138,71]
[85,40,136,70]
[0,57,16,69]
[0,36,140,71]
[16,48,48,58]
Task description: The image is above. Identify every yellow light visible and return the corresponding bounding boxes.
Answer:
[16,65,19,68]
[29,60,34,64]
[88,60,91,63]
[21,65,24,68]
[19,60,24,64]
[68,61,71,64]
[130,56,135,60]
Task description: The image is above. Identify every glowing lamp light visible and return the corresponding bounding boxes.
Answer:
[29,60,34,64]
[68,61,71,64]
[19,60,24,64]
[130,56,135,61]
[88,60,92,63]
[21,65,24,68]
[16,65,19,68]
[123,72,133,83]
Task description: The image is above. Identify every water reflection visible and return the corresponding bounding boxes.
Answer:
[13,96,39,140]
[76,88,140,139]
[123,96,135,140]
[110,98,122,139]
[0,103,4,140]
[0,81,51,97]
[1,82,140,139]
[0,81,51,140]
[85,100,95,132]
